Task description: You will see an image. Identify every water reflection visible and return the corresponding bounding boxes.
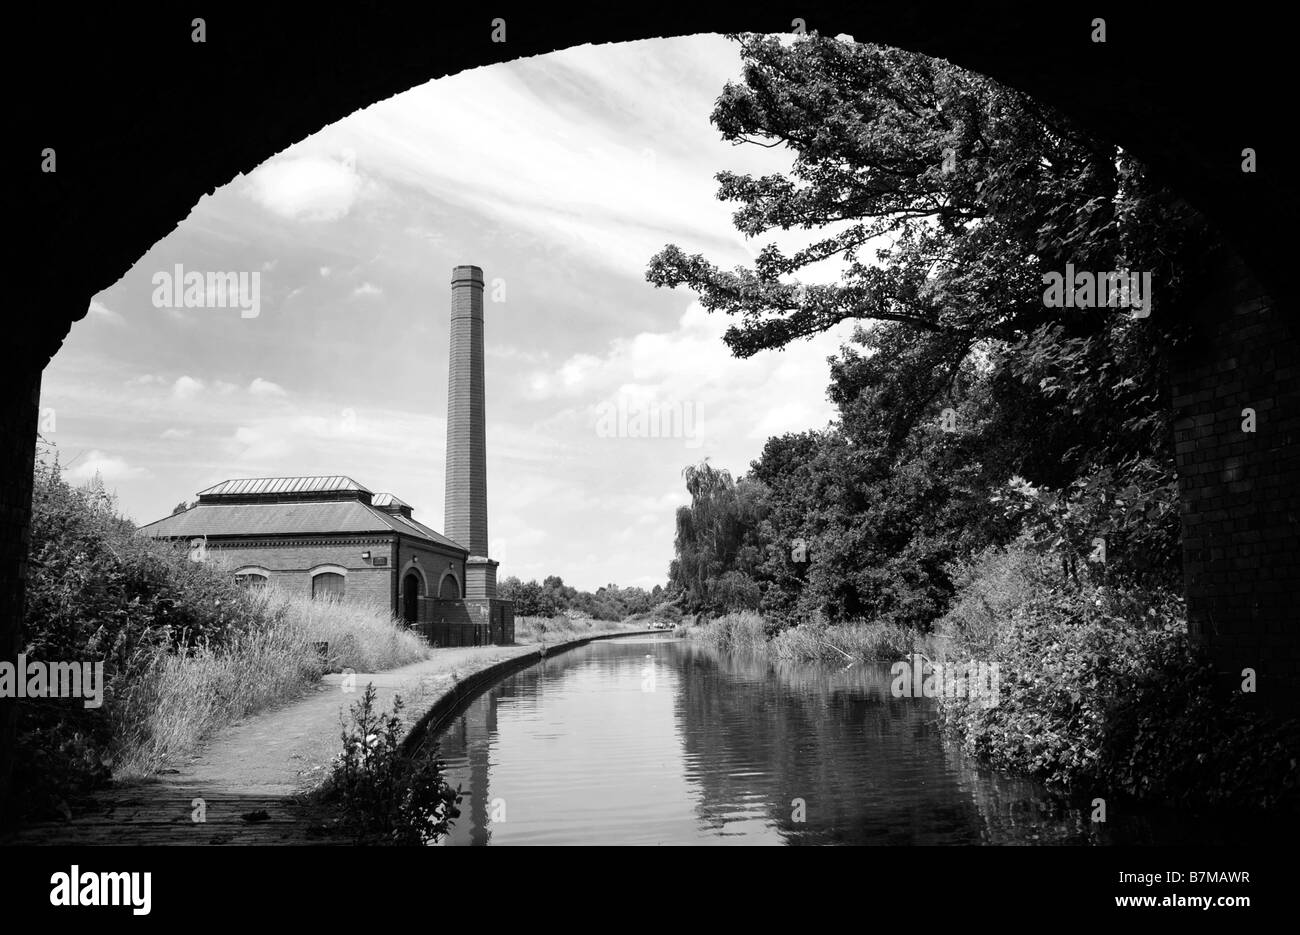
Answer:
[425,636,1282,845]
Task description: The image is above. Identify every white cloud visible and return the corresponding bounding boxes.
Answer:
[126,374,165,386]
[87,299,124,325]
[245,154,364,221]
[160,428,191,439]
[172,376,204,399]
[226,424,294,463]
[529,302,852,448]
[351,282,382,297]
[64,451,152,484]
[249,377,287,397]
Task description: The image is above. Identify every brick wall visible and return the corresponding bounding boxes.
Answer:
[464,556,497,599]
[1172,247,1300,683]
[204,535,396,611]
[397,537,465,601]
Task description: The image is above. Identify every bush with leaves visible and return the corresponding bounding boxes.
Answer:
[16,447,278,818]
[326,684,461,845]
[936,543,1298,811]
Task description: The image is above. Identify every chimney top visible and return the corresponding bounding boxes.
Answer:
[451,265,484,285]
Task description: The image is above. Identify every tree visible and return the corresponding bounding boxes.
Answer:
[670,460,769,613]
[648,34,1204,588]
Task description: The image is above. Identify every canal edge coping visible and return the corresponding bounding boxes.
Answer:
[399,629,666,758]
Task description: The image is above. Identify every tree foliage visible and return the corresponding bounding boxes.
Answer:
[650,35,1214,625]
[497,574,658,621]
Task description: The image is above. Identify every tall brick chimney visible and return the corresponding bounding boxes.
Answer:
[445,265,497,599]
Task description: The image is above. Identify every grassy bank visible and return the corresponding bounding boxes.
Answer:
[112,587,430,778]
[513,614,652,645]
[675,610,933,662]
[17,451,431,819]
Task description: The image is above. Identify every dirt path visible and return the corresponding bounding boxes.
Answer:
[4,631,656,845]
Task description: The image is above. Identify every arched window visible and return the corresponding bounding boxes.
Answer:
[312,571,345,601]
[235,571,268,591]
[438,571,461,599]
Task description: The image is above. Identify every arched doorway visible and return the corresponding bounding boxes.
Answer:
[402,572,421,624]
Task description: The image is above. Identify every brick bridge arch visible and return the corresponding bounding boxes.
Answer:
[5,6,1296,823]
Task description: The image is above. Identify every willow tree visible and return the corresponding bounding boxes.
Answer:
[670,461,768,612]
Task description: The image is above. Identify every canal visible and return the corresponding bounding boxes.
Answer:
[423,635,1271,845]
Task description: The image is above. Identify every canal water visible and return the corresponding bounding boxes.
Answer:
[425,635,1273,845]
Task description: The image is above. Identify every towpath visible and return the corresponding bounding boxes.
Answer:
[3,631,656,844]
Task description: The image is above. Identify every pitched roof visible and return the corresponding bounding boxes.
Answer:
[370,493,411,509]
[139,499,466,552]
[197,476,370,498]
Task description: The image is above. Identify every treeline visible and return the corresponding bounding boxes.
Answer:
[654,34,1199,628]
[497,575,664,621]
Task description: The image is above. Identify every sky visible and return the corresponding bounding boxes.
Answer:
[39,34,864,592]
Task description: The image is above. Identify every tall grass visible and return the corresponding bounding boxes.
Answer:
[771,620,929,662]
[513,614,638,645]
[111,586,430,777]
[691,611,769,653]
[682,610,930,662]
[931,544,1054,658]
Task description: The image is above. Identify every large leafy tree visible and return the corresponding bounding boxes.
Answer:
[649,34,1210,587]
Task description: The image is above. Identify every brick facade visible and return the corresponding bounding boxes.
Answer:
[398,537,466,604]
[464,555,498,599]
[200,533,465,619]
[1172,247,1300,683]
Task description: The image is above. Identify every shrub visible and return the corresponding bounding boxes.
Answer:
[937,539,1299,812]
[324,685,462,845]
[17,452,273,814]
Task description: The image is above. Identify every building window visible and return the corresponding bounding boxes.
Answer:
[312,571,345,601]
[235,572,268,591]
[438,572,460,599]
